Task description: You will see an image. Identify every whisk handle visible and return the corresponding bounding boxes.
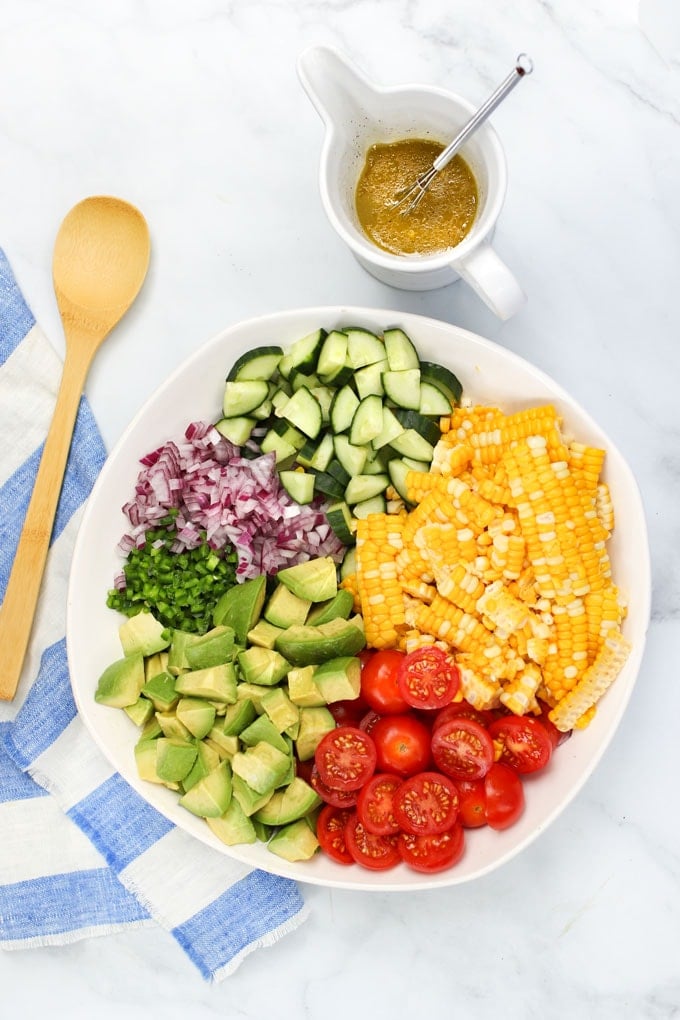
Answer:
[433,54,533,172]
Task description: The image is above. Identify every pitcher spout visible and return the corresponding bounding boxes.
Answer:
[297,45,376,130]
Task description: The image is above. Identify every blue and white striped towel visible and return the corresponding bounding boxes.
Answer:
[0,248,307,981]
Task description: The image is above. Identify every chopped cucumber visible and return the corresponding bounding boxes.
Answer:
[345,327,386,369]
[418,379,454,416]
[227,346,283,382]
[352,494,387,518]
[371,405,405,451]
[214,416,256,445]
[333,434,368,477]
[344,473,389,505]
[389,429,435,462]
[329,384,360,434]
[277,328,327,379]
[278,387,323,439]
[382,369,421,410]
[325,501,355,546]
[349,394,384,446]
[419,361,463,405]
[354,360,388,399]
[279,470,315,505]
[316,330,349,383]
[222,380,270,418]
[392,408,441,447]
[383,327,420,371]
[296,431,335,471]
[340,546,356,579]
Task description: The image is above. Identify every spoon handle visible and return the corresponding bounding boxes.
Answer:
[0,339,94,701]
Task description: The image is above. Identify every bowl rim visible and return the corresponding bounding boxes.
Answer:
[66,305,652,891]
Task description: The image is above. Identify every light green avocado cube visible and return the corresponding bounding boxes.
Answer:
[141,670,178,712]
[119,611,170,657]
[155,711,193,742]
[261,688,299,733]
[268,818,320,862]
[239,715,290,754]
[185,626,236,670]
[234,682,270,714]
[179,760,232,818]
[140,715,163,741]
[275,556,338,603]
[134,738,178,789]
[306,589,355,626]
[312,656,361,703]
[155,738,198,783]
[237,646,291,687]
[212,575,267,644]
[231,741,291,795]
[295,707,337,761]
[174,663,238,703]
[206,728,240,759]
[287,665,327,707]
[247,619,284,650]
[144,651,169,683]
[254,777,321,826]
[206,798,257,846]
[166,630,202,675]
[263,585,311,629]
[221,699,258,736]
[231,774,274,817]
[123,697,155,728]
[175,697,216,739]
[95,653,145,708]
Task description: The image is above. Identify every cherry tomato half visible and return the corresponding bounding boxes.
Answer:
[433,700,495,731]
[397,824,465,874]
[360,649,410,715]
[456,778,488,828]
[431,717,495,781]
[344,813,401,871]
[371,714,431,778]
[393,771,459,836]
[316,805,355,865]
[310,764,360,808]
[488,715,553,774]
[356,773,402,835]
[484,762,525,830]
[397,647,460,711]
[315,726,377,791]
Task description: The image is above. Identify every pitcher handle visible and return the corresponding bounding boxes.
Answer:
[452,242,526,320]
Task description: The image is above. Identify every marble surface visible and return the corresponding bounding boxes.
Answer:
[1,0,679,1016]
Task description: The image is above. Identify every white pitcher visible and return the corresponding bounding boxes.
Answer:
[297,45,526,320]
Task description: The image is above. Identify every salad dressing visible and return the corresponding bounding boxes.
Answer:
[355,138,478,257]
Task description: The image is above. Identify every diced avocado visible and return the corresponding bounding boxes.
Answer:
[240,714,290,754]
[247,619,284,650]
[141,715,163,741]
[312,656,361,703]
[275,556,338,603]
[306,589,355,626]
[174,663,238,703]
[268,818,320,862]
[134,738,164,785]
[124,696,155,727]
[167,630,202,675]
[141,670,178,712]
[179,760,232,818]
[196,738,222,774]
[287,665,327,707]
[263,585,311,628]
[155,738,198,784]
[221,698,258,736]
[253,777,321,826]
[185,626,236,669]
[206,728,240,759]
[237,646,290,687]
[275,616,366,667]
[234,682,270,714]
[231,773,274,817]
[95,653,145,708]
[261,687,299,733]
[119,611,171,657]
[231,741,291,795]
[144,650,169,683]
[181,752,208,792]
[295,706,337,761]
[276,753,296,789]
[155,711,193,741]
[212,575,267,644]
[252,818,273,843]
[175,697,216,739]
[206,798,257,846]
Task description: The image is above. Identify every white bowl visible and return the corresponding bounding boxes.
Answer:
[67,306,651,891]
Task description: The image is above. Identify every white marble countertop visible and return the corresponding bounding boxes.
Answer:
[1,0,679,1016]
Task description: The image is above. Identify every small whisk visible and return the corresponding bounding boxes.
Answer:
[391,54,534,216]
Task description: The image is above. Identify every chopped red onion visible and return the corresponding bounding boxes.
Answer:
[117,421,345,578]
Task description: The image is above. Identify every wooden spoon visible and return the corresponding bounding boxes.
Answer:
[0,196,150,702]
